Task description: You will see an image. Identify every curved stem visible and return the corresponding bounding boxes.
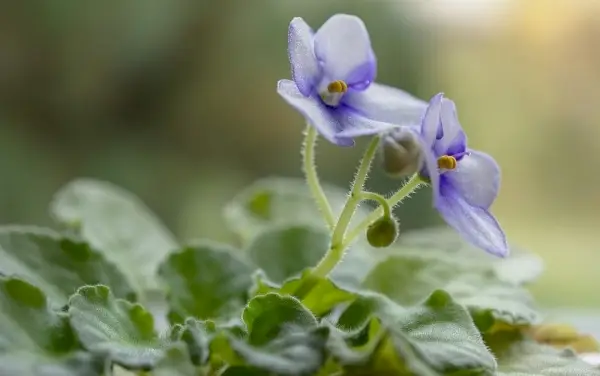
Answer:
[344,174,423,247]
[310,136,381,279]
[302,125,335,230]
[359,191,391,219]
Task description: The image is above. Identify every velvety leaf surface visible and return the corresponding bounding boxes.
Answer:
[391,290,497,374]
[364,231,542,331]
[68,285,167,369]
[497,341,600,375]
[0,352,104,376]
[224,177,387,288]
[340,290,497,375]
[0,226,134,305]
[152,344,198,376]
[246,225,329,283]
[158,242,254,323]
[51,179,178,293]
[397,227,544,285]
[243,293,318,346]
[250,270,356,317]
[0,275,103,375]
[224,177,365,239]
[228,327,329,375]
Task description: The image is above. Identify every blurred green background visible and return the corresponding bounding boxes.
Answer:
[1,0,599,309]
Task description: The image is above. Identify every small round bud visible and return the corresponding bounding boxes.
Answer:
[366,216,399,248]
[379,129,423,178]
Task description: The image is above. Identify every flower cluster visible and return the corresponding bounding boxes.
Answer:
[278,14,508,258]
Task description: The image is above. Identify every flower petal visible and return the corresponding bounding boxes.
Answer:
[334,107,400,138]
[277,79,351,146]
[436,181,508,257]
[420,93,444,147]
[288,17,321,96]
[314,14,376,87]
[445,150,500,209]
[343,83,428,125]
[418,135,441,205]
[434,97,467,155]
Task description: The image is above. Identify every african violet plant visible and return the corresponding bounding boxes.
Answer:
[0,13,598,376]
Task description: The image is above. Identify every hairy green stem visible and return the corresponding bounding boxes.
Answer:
[302,125,335,230]
[359,191,392,219]
[344,174,423,247]
[310,136,381,279]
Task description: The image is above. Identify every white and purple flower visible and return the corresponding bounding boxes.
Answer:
[416,93,508,257]
[277,14,426,146]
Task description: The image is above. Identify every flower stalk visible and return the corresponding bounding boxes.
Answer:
[302,125,336,230]
[344,174,423,247]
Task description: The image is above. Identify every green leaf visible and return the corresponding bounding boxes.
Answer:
[363,251,541,331]
[227,327,329,376]
[152,344,198,376]
[0,226,134,305]
[392,290,497,374]
[326,318,385,367]
[220,366,268,376]
[224,177,369,243]
[68,285,168,369]
[497,341,600,375]
[0,352,104,376]
[246,225,329,283]
[51,179,178,293]
[242,293,318,346]
[445,275,539,331]
[169,318,246,366]
[397,227,544,285]
[344,290,497,375]
[251,270,356,317]
[225,178,391,289]
[0,275,103,375]
[158,242,254,323]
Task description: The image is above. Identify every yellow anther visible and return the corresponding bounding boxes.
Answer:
[437,155,457,170]
[327,80,348,93]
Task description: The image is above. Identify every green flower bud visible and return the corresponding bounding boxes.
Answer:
[379,129,423,178]
[366,215,399,248]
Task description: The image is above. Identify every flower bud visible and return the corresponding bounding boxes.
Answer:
[366,215,399,248]
[379,129,423,178]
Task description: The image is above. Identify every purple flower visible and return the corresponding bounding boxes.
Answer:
[277,14,426,146]
[416,93,509,257]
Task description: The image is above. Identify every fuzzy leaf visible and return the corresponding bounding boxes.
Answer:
[224,177,370,242]
[497,341,600,375]
[364,251,541,331]
[397,227,544,285]
[341,290,497,375]
[0,352,104,376]
[228,327,329,376]
[225,178,388,288]
[158,242,254,323]
[220,366,268,375]
[246,225,328,283]
[0,275,103,375]
[152,344,198,376]
[242,293,318,346]
[0,226,134,305]
[250,270,356,317]
[168,318,244,366]
[51,179,178,293]
[68,285,167,369]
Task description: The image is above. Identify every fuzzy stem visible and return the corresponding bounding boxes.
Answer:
[310,136,381,279]
[359,191,392,219]
[302,125,335,230]
[344,174,423,247]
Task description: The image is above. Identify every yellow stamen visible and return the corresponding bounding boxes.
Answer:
[327,80,348,93]
[437,155,457,170]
